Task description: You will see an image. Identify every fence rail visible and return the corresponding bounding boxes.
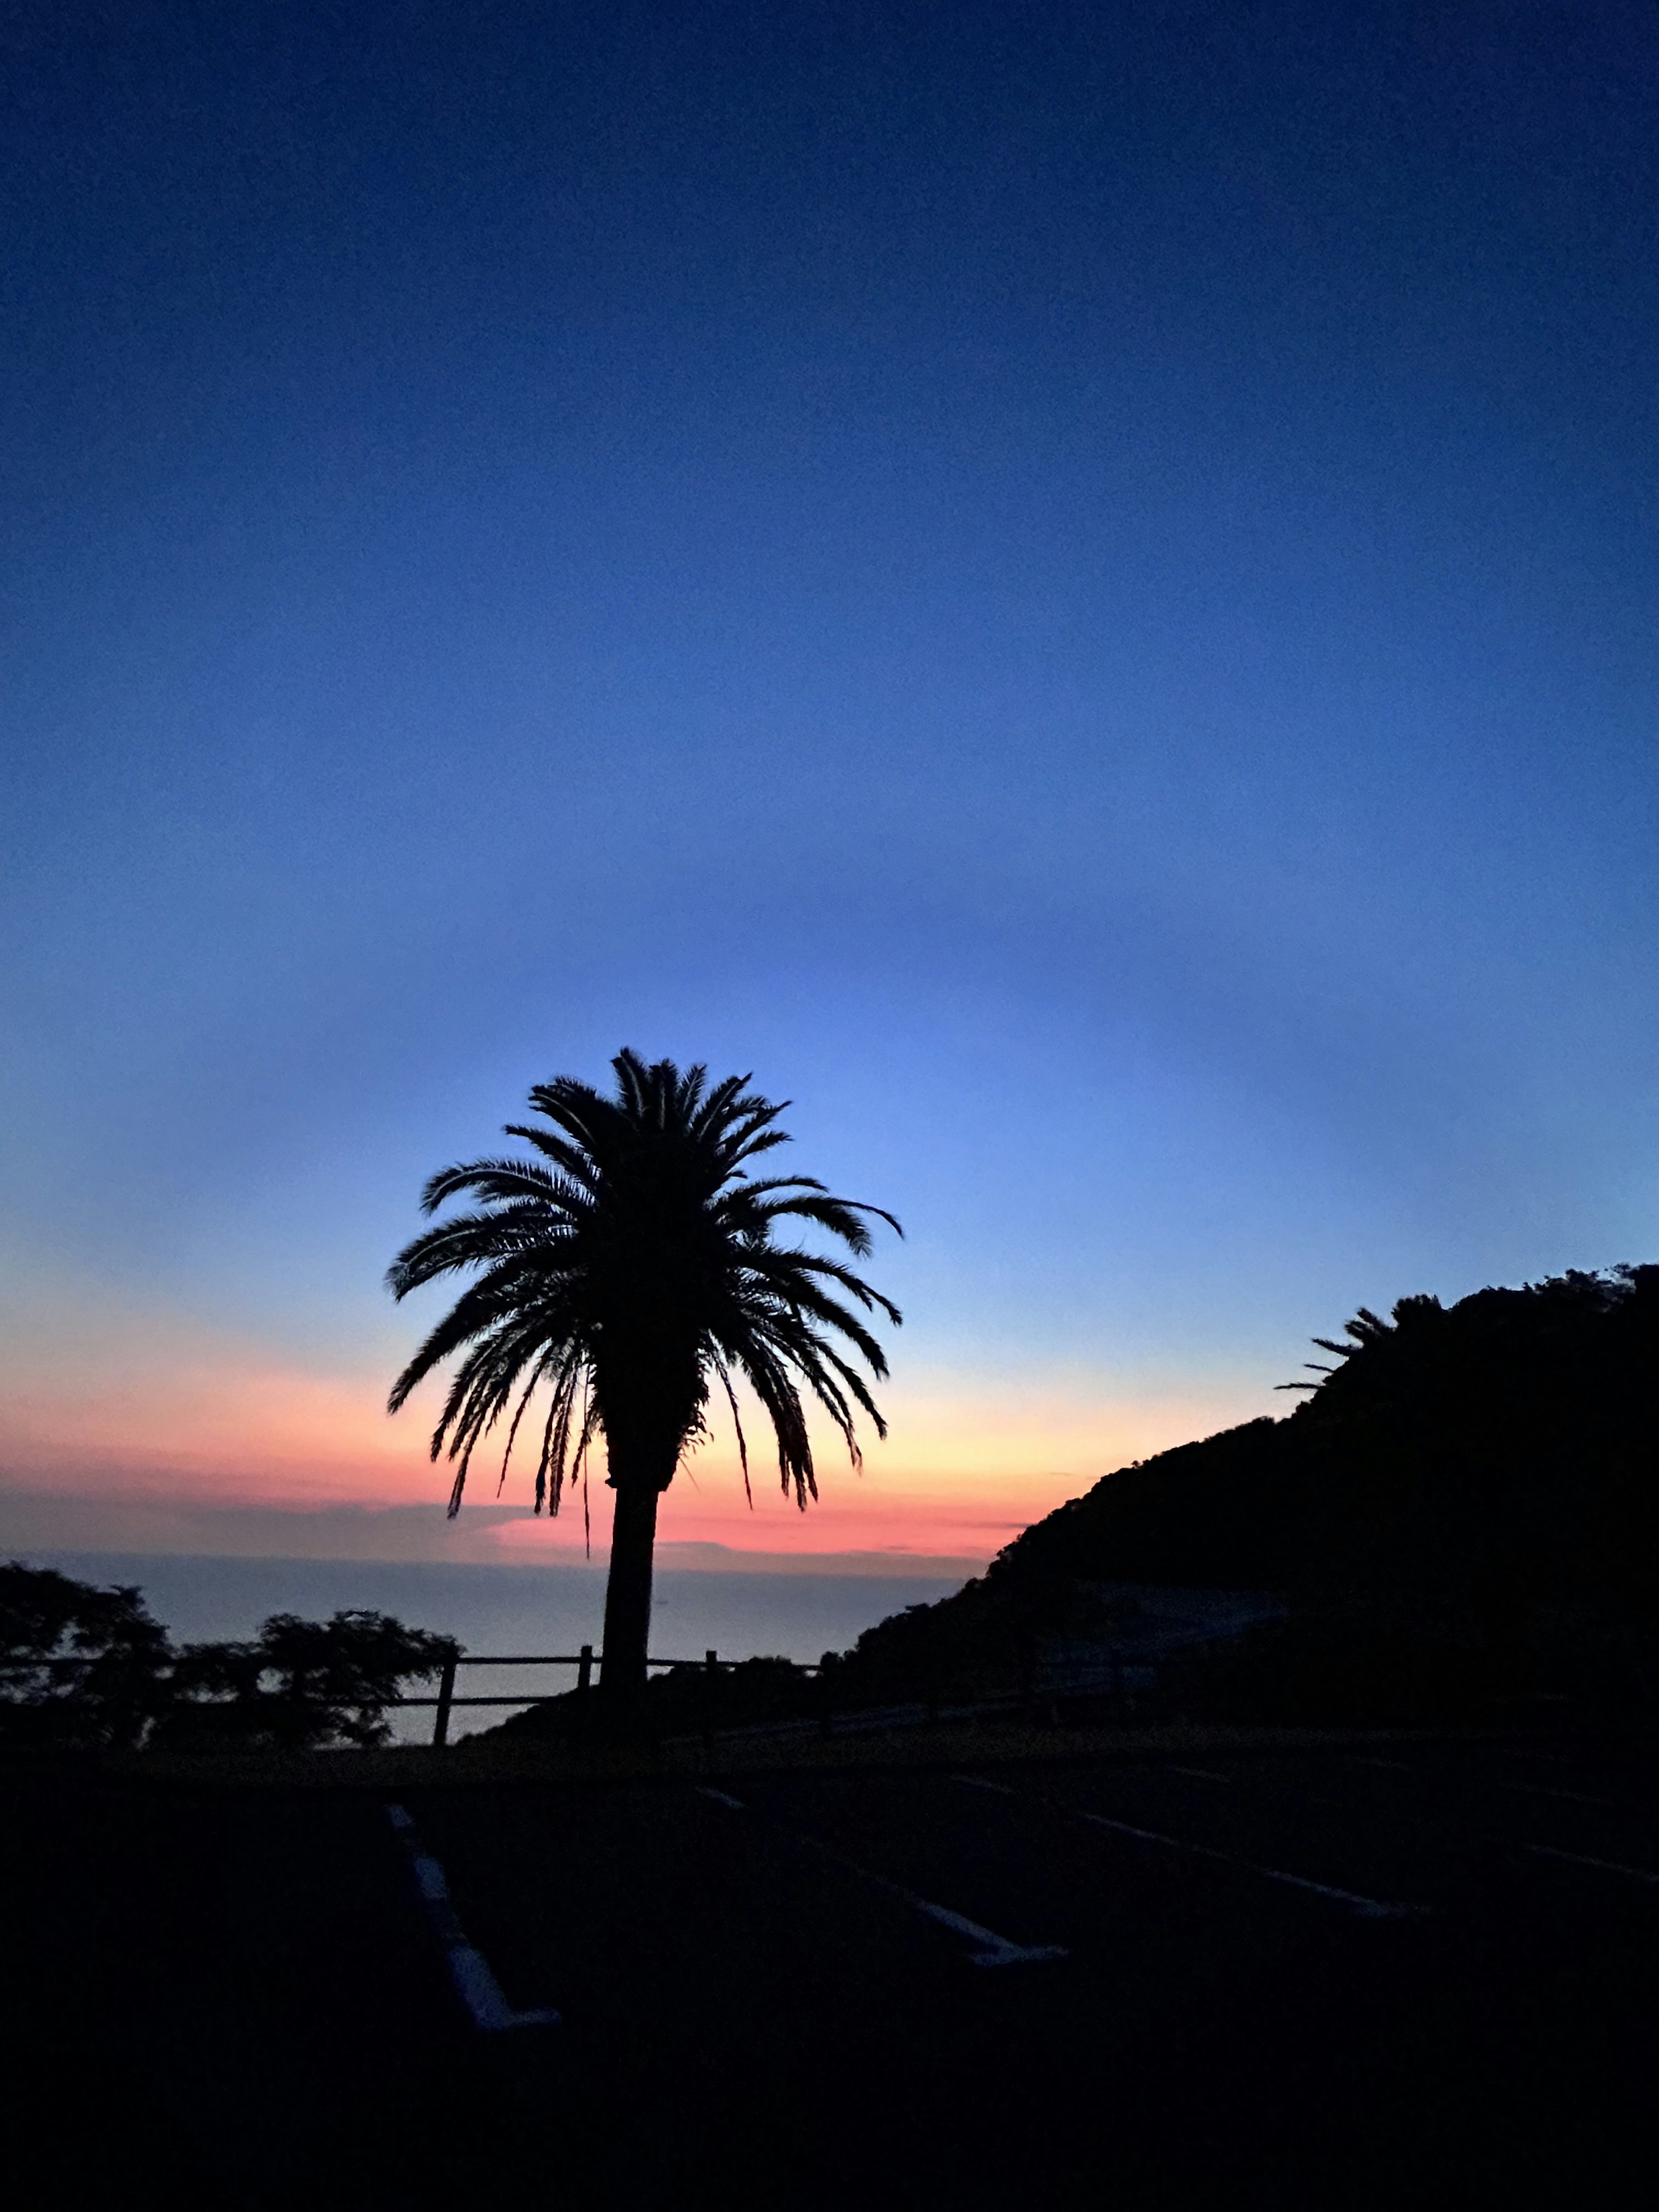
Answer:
[16,1643,826,1749]
[19,1640,1178,1751]
[404,1646,824,1746]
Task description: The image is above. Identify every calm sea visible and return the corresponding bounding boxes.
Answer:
[19,1551,966,1741]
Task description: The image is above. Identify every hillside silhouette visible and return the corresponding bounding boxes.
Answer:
[827,1266,1659,1720]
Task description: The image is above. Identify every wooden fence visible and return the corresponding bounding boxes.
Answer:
[397,1648,823,1747]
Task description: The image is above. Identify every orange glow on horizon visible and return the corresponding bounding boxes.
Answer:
[0,1288,1275,1564]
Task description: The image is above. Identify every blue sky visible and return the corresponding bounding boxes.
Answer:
[3,2,1656,1562]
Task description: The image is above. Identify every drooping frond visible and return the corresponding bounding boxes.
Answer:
[709,1353,753,1507]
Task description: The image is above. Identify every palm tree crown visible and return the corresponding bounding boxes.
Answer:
[386,1051,903,1523]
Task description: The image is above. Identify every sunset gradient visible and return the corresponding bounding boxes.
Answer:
[0,1260,1265,1568]
[4,7,1656,1591]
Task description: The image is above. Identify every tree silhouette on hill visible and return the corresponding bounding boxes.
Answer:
[831,1266,1659,1716]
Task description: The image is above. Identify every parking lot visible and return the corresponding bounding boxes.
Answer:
[8,1733,1659,2207]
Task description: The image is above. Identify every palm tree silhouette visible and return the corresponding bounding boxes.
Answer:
[387,1052,901,1699]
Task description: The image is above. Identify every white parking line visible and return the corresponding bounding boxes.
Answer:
[1349,1758,1412,1773]
[386,1804,560,2032]
[697,1787,1065,1968]
[1170,1767,1231,1784]
[955,1776,1428,1920]
[1502,1783,1621,1810]
[1521,1842,1659,1887]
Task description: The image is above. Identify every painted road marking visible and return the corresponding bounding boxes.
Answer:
[697,1787,1065,1968]
[955,1777,1428,1920]
[1501,1783,1621,1810]
[1350,1758,1413,1773]
[386,1804,560,2032]
[1170,1767,1231,1784]
[1520,1842,1659,1887]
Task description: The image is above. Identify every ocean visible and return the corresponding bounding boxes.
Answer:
[18,1550,968,1741]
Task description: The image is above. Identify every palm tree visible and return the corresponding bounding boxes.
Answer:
[386,1052,902,1700]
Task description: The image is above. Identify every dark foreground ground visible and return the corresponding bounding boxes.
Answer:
[6,1730,1659,2209]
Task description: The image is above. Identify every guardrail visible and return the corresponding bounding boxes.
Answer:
[399,1647,824,1747]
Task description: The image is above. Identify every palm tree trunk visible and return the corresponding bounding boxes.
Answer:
[600,1480,660,1700]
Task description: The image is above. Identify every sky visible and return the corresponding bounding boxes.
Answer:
[3,1,1656,1580]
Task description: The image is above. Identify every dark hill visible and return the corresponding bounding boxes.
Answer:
[828,1265,1659,1719]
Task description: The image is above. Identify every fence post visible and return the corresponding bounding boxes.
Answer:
[703,1663,725,1761]
[432,1651,458,1748]
[578,1644,594,1695]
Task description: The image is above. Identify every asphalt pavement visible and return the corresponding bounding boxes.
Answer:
[6,1735,1659,2208]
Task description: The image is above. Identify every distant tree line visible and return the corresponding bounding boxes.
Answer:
[0,1563,454,1753]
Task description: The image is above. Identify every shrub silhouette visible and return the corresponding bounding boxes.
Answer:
[156,1610,458,1751]
[0,1561,172,1749]
[493,1652,820,1744]
[0,1567,456,1754]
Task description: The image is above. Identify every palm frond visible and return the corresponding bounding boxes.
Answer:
[708,1351,753,1508]
[388,1052,899,1517]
